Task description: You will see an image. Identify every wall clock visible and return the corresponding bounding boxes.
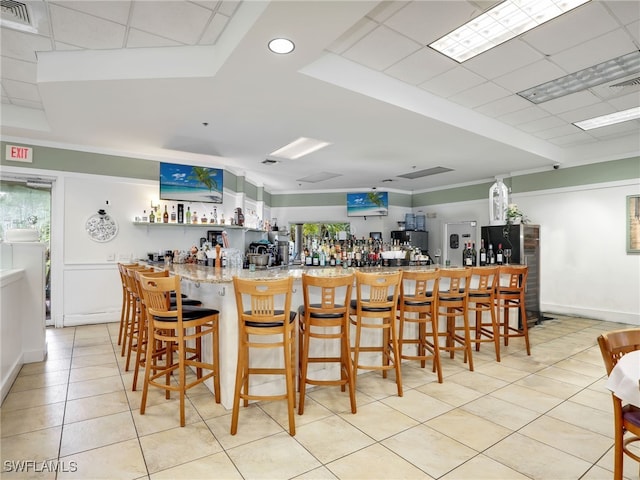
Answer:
[86,209,118,242]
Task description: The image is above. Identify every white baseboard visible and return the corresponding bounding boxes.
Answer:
[1,355,23,403]
[541,303,640,326]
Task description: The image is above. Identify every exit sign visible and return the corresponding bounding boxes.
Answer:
[5,145,33,163]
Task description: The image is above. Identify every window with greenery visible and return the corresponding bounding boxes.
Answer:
[0,181,51,243]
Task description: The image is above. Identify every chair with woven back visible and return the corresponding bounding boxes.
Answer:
[597,328,640,480]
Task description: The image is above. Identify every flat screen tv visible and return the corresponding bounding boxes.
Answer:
[346,191,388,217]
[159,162,223,203]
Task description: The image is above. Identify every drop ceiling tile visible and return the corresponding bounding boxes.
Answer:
[521,2,619,56]
[548,132,598,146]
[606,0,640,26]
[538,91,601,115]
[475,95,531,118]
[1,79,41,102]
[49,4,126,49]
[54,41,83,51]
[342,24,421,71]
[217,1,240,17]
[52,1,132,24]
[367,1,410,24]
[499,106,549,126]
[10,98,44,110]
[385,0,479,45]
[192,1,222,12]
[328,18,378,55]
[494,59,567,94]
[548,29,637,74]
[130,1,213,45]
[608,91,640,110]
[533,123,581,140]
[450,81,510,109]
[0,29,52,62]
[625,20,640,44]
[199,13,229,45]
[1,57,37,83]
[384,47,456,85]
[419,66,484,98]
[518,115,566,134]
[558,102,616,124]
[464,39,543,80]
[126,28,182,48]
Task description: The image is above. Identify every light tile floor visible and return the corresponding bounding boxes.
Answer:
[2,316,639,479]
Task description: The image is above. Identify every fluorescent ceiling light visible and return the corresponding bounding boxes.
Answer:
[429,0,590,63]
[268,38,295,54]
[296,172,342,183]
[270,137,331,160]
[573,106,640,130]
[519,50,640,103]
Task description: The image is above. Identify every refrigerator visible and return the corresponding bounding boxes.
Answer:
[481,224,541,327]
[390,230,428,253]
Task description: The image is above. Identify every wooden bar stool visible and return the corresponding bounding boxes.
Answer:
[495,265,531,355]
[437,268,473,371]
[398,269,442,383]
[137,273,220,427]
[298,272,355,415]
[349,270,403,397]
[467,266,500,362]
[231,276,296,436]
[117,263,139,349]
[121,265,154,358]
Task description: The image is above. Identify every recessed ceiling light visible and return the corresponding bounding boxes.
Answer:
[518,50,640,104]
[270,137,331,160]
[429,0,590,63]
[573,106,640,130]
[268,38,295,54]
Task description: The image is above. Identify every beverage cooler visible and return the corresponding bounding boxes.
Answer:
[390,230,428,252]
[481,224,541,327]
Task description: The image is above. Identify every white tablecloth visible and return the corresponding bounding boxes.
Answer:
[606,350,640,408]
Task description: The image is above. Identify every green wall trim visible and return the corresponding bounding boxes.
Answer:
[412,182,493,207]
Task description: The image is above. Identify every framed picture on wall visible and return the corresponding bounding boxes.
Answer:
[627,195,640,254]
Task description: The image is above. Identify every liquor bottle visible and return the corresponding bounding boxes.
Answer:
[488,243,496,264]
[212,207,218,224]
[163,205,169,223]
[471,242,477,266]
[464,242,473,266]
[149,208,155,223]
[496,243,504,265]
[185,206,191,224]
[141,210,148,222]
[170,206,176,223]
[479,239,487,266]
[192,211,198,224]
[177,204,184,223]
[201,212,207,224]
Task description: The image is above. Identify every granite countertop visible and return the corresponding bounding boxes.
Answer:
[142,262,437,284]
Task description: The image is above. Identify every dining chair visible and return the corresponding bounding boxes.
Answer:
[598,329,640,480]
[397,269,442,383]
[349,270,403,396]
[137,273,220,427]
[231,276,296,435]
[495,265,531,355]
[298,272,356,414]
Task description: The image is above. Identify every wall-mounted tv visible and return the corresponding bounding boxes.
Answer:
[346,191,388,217]
[159,163,223,204]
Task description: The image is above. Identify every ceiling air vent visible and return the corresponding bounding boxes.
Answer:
[397,166,453,180]
[0,0,35,32]
[610,77,640,88]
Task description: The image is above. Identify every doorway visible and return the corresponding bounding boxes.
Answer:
[0,178,53,324]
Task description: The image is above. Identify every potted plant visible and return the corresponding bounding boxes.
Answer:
[506,203,526,225]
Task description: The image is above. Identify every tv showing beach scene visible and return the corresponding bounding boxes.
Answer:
[346,191,388,217]
[160,163,223,203]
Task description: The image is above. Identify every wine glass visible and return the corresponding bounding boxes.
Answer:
[504,248,512,265]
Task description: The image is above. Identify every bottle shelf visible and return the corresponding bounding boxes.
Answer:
[132,222,264,233]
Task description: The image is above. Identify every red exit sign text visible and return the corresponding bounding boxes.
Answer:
[5,145,33,163]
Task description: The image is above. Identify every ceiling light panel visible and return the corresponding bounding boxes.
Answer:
[429,0,590,63]
[518,50,640,104]
[270,137,331,160]
[573,106,640,130]
[398,167,453,179]
[296,172,342,183]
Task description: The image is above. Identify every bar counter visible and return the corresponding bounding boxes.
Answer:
[143,262,438,408]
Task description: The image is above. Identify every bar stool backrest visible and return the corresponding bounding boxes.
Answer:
[138,274,178,319]
[438,268,471,299]
[302,273,353,316]
[498,265,528,292]
[400,269,439,303]
[355,270,402,311]
[233,276,294,327]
